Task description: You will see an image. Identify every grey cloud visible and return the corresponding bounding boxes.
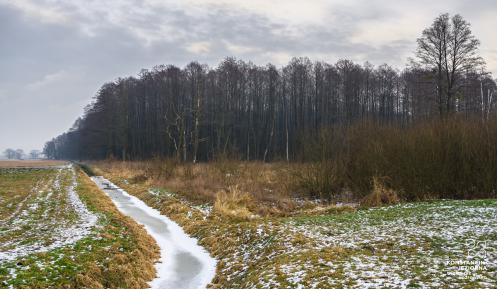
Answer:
[0,0,496,153]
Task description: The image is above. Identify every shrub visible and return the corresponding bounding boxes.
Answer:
[293,161,342,201]
[145,158,178,180]
[308,116,497,201]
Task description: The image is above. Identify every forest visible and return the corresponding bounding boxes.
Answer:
[44,13,496,163]
[43,57,495,162]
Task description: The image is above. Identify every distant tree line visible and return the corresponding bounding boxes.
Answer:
[2,149,41,160]
[3,149,25,160]
[45,14,497,162]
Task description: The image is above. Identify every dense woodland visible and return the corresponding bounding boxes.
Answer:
[45,14,497,163]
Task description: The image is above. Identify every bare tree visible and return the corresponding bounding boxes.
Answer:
[30,150,41,159]
[416,13,484,115]
[44,35,495,162]
[3,148,16,159]
[15,149,24,160]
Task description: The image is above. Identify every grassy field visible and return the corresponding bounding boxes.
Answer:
[95,161,497,288]
[0,160,67,168]
[281,200,497,288]
[0,164,159,289]
[2,159,495,288]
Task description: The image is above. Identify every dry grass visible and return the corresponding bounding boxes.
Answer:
[93,160,302,217]
[298,204,357,216]
[0,160,67,168]
[84,170,268,288]
[360,177,400,208]
[74,171,159,289]
[213,186,255,221]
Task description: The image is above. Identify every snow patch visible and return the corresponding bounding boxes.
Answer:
[0,165,98,263]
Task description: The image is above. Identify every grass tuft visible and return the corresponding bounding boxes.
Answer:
[360,177,400,208]
[213,186,256,221]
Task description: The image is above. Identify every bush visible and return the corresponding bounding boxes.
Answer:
[293,161,343,201]
[145,158,178,180]
[308,116,497,201]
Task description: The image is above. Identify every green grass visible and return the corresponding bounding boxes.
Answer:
[1,219,138,288]
[0,169,53,221]
[281,200,497,288]
[0,168,91,253]
[0,167,158,289]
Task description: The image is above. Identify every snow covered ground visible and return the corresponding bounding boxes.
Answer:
[0,165,98,264]
[272,200,497,288]
[176,198,496,288]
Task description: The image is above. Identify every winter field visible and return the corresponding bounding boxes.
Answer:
[279,200,497,288]
[95,162,497,289]
[1,160,496,288]
[0,162,158,288]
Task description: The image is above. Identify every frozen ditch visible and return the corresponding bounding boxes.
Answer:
[91,176,216,289]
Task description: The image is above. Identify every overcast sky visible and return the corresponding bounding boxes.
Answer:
[1,0,496,154]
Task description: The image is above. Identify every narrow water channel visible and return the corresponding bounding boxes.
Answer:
[91,176,217,289]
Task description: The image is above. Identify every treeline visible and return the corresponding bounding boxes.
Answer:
[43,57,496,161]
[45,14,497,162]
[3,149,25,160]
[2,149,42,160]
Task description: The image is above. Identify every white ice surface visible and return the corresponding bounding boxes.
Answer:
[91,176,217,289]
